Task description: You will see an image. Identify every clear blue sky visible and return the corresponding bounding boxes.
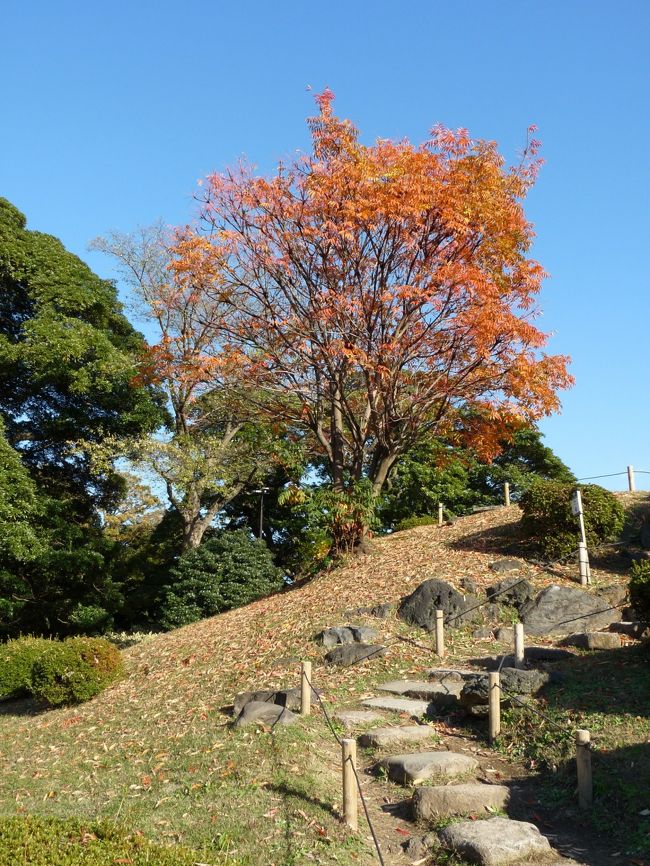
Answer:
[2,0,649,489]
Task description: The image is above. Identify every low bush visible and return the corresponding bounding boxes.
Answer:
[395,514,441,531]
[520,480,625,559]
[0,816,230,866]
[30,637,124,707]
[158,529,285,629]
[629,561,650,624]
[0,636,52,698]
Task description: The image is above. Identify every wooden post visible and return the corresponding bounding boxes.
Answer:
[578,542,591,586]
[628,465,636,492]
[438,502,444,526]
[488,672,501,744]
[576,729,593,809]
[342,738,358,830]
[435,609,445,659]
[504,482,510,507]
[300,661,312,716]
[514,623,525,669]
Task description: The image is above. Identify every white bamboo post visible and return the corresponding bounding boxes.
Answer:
[514,623,525,669]
[342,738,358,830]
[628,465,636,492]
[576,729,593,809]
[435,609,445,658]
[504,482,511,507]
[578,542,591,586]
[488,672,501,744]
[300,661,312,716]
[438,502,444,526]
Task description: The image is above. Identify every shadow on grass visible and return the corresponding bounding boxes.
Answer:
[263,781,339,820]
[0,696,49,717]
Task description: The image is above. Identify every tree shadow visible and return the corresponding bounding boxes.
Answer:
[0,695,49,717]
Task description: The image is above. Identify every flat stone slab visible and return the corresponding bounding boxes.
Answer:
[428,668,475,682]
[413,783,510,820]
[378,679,462,704]
[233,700,298,728]
[358,724,436,749]
[439,816,552,866]
[374,750,478,785]
[324,643,386,666]
[560,631,622,650]
[362,696,431,717]
[333,709,384,728]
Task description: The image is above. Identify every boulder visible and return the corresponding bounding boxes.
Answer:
[233,700,298,728]
[374,750,478,785]
[460,668,548,709]
[489,559,524,574]
[520,584,622,636]
[472,627,495,640]
[428,668,471,683]
[438,817,552,866]
[461,577,480,594]
[344,603,394,619]
[495,626,514,643]
[316,625,379,647]
[413,783,510,820]
[233,686,318,716]
[560,631,622,650]
[486,578,534,611]
[377,679,463,703]
[403,833,438,861]
[398,579,478,631]
[324,643,386,666]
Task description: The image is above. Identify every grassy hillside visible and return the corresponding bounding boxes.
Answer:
[1,500,647,864]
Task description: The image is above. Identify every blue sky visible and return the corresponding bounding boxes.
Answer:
[2,0,649,489]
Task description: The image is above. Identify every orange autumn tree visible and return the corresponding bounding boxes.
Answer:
[184,91,572,525]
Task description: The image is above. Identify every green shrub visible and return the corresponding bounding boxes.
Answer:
[30,637,124,707]
[0,636,52,698]
[158,529,285,629]
[395,514,442,531]
[520,480,625,559]
[0,816,232,866]
[629,561,650,624]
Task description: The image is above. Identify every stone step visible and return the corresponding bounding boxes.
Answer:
[428,668,476,681]
[362,696,431,717]
[560,631,621,650]
[438,816,553,866]
[373,750,478,785]
[233,701,298,728]
[377,679,462,704]
[412,783,510,820]
[333,709,384,728]
[358,724,436,749]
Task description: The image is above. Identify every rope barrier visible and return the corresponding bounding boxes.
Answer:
[576,472,626,481]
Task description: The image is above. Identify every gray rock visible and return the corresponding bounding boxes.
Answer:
[428,668,472,683]
[375,750,479,785]
[461,577,480,594]
[489,559,524,575]
[473,627,495,640]
[233,686,317,715]
[413,783,510,820]
[487,577,534,610]
[524,646,576,662]
[359,725,437,748]
[609,621,650,640]
[403,833,438,861]
[560,631,622,650]
[344,603,395,619]
[398,579,478,631]
[596,584,628,607]
[520,584,622,636]
[325,643,386,666]
[495,626,515,643]
[378,679,463,704]
[333,709,384,728]
[362,696,432,717]
[233,700,298,727]
[317,625,379,647]
[438,816,552,866]
[460,668,548,708]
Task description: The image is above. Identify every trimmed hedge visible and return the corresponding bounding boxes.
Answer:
[0,816,232,866]
[0,636,53,699]
[30,637,124,707]
[395,514,441,532]
[520,480,625,559]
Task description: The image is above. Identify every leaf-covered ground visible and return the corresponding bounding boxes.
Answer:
[0,501,646,864]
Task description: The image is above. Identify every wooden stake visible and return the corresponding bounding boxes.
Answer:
[435,609,445,659]
[504,482,510,507]
[438,502,444,526]
[488,672,501,744]
[300,661,312,716]
[628,465,636,492]
[514,623,524,669]
[342,738,358,830]
[578,542,591,586]
[576,729,593,809]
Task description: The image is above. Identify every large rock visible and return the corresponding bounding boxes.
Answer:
[345,602,395,619]
[560,631,622,650]
[324,643,386,666]
[233,686,318,716]
[317,625,379,647]
[374,750,478,785]
[233,700,298,728]
[460,668,548,709]
[520,584,622,636]
[489,559,524,575]
[438,816,552,866]
[359,725,436,749]
[403,833,438,861]
[413,783,510,820]
[378,679,463,704]
[486,578,534,611]
[398,579,477,631]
